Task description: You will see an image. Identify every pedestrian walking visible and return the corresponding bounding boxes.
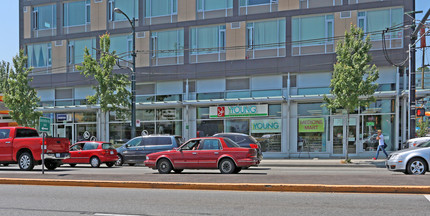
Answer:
[373,130,388,160]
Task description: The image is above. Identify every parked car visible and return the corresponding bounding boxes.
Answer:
[213,133,263,161]
[402,137,430,149]
[0,127,70,171]
[144,137,260,174]
[386,140,430,175]
[62,141,118,168]
[116,135,182,166]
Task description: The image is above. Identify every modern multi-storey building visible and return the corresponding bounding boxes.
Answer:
[19,0,414,158]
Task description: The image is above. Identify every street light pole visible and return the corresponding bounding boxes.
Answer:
[114,8,136,138]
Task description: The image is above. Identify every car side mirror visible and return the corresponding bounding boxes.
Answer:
[125,144,130,148]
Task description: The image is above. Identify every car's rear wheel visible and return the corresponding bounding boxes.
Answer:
[233,167,242,174]
[18,152,34,171]
[115,154,124,166]
[219,158,236,174]
[173,169,183,174]
[69,164,76,167]
[106,162,114,168]
[45,161,58,171]
[406,158,427,175]
[157,159,172,174]
[90,157,100,168]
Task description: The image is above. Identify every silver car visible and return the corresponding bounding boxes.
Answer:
[386,141,430,175]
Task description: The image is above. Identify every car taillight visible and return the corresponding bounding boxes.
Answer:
[247,149,257,157]
[249,144,259,149]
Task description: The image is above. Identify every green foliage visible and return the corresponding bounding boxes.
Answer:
[0,61,10,92]
[2,50,42,128]
[76,34,131,119]
[323,25,379,113]
[417,118,429,137]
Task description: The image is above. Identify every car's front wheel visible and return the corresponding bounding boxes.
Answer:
[157,159,172,174]
[406,158,427,175]
[219,158,236,174]
[90,157,100,168]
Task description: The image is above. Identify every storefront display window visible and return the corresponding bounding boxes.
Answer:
[251,118,281,152]
[76,124,97,142]
[197,120,223,137]
[74,112,96,122]
[109,123,130,145]
[297,103,328,152]
[137,109,155,121]
[226,119,249,134]
[361,114,394,151]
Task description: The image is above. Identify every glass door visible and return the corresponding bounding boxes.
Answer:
[331,116,359,156]
[55,124,75,144]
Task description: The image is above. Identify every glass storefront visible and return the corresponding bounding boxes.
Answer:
[297,103,329,152]
[196,104,282,152]
[109,108,182,144]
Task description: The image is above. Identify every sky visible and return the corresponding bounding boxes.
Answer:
[0,0,428,67]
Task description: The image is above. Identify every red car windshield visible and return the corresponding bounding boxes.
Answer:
[102,143,115,150]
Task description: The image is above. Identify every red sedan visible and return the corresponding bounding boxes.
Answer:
[144,137,260,174]
[63,141,118,168]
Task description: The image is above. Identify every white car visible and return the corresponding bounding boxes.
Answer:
[403,137,430,149]
[386,141,430,175]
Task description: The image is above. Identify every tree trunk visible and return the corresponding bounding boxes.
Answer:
[345,112,350,161]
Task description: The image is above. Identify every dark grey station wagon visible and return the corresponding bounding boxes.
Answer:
[115,135,182,166]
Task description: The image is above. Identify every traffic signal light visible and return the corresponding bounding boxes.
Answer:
[417,108,425,117]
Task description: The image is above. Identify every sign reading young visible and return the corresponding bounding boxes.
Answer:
[298,118,324,133]
[251,119,281,133]
[209,105,268,118]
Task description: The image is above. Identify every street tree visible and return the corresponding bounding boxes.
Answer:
[76,33,131,120]
[323,25,379,161]
[2,50,42,128]
[0,61,10,92]
[417,118,429,137]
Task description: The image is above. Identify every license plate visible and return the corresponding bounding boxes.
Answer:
[56,153,61,157]
[110,151,114,155]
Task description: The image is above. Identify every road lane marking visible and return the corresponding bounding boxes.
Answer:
[95,214,142,216]
[425,195,430,203]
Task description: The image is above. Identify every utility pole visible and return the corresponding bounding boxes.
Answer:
[409,8,430,139]
[421,28,426,89]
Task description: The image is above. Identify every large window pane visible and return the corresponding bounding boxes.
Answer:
[114,0,138,20]
[36,4,56,30]
[197,120,224,137]
[64,1,86,26]
[300,16,325,44]
[110,35,131,58]
[202,0,232,10]
[27,43,51,68]
[226,119,249,134]
[191,26,219,54]
[71,38,96,64]
[367,9,390,40]
[155,29,184,57]
[147,0,174,17]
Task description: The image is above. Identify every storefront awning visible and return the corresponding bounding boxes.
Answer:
[183,96,286,106]
[36,105,98,112]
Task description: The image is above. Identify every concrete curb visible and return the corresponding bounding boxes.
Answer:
[1,178,429,194]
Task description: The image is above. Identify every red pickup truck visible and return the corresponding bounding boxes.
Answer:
[0,127,70,171]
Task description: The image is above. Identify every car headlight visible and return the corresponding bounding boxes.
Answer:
[390,154,403,161]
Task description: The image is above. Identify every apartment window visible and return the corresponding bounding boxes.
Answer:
[197,0,233,19]
[32,4,56,30]
[144,0,177,24]
[110,35,133,60]
[357,8,403,49]
[292,14,334,55]
[27,43,52,68]
[246,19,286,59]
[239,0,278,15]
[190,25,226,63]
[109,0,139,21]
[198,0,232,11]
[68,38,96,65]
[55,89,74,106]
[299,0,334,9]
[63,0,90,27]
[151,29,184,66]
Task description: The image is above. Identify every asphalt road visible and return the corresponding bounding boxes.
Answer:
[1,184,429,216]
[1,164,430,186]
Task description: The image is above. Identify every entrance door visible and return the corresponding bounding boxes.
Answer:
[331,116,358,156]
[56,124,74,144]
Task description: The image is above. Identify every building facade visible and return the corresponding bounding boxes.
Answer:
[19,0,414,158]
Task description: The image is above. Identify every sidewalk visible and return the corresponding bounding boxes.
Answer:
[259,158,386,168]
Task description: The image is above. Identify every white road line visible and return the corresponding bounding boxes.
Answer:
[94,214,142,216]
[425,195,430,203]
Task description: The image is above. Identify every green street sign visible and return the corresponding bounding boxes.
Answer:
[366,122,375,126]
[39,117,51,132]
